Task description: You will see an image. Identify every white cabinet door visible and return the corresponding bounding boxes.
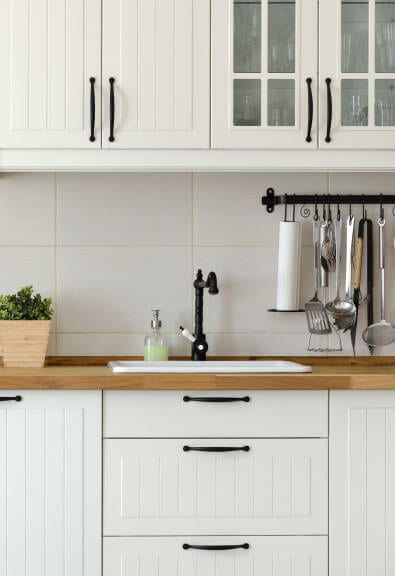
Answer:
[102,0,210,148]
[212,0,318,148]
[330,391,395,576]
[0,390,101,576]
[104,438,328,536]
[0,0,101,148]
[104,536,328,576]
[320,0,395,148]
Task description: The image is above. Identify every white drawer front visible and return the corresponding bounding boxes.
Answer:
[104,536,328,576]
[103,390,328,438]
[104,439,328,536]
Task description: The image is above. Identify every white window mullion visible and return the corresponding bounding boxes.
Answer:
[262,0,268,126]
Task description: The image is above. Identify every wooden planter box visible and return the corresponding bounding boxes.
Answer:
[0,320,51,367]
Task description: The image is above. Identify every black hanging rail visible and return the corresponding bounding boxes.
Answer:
[262,187,395,215]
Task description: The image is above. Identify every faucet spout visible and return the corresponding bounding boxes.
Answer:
[192,269,219,361]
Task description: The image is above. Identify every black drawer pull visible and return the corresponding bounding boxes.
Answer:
[183,445,250,453]
[0,395,22,402]
[183,543,249,551]
[109,77,115,142]
[306,77,313,143]
[325,78,332,143]
[183,395,250,403]
[89,77,96,142]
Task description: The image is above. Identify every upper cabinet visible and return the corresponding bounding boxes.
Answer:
[320,0,395,149]
[0,0,101,148]
[102,0,210,148]
[212,0,318,148]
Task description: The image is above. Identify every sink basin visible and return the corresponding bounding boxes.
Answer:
[108,360,311,374]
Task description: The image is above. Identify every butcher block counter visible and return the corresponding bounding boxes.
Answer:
[0,356,394,389]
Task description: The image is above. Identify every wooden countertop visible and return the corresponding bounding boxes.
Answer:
[0,357,395,389]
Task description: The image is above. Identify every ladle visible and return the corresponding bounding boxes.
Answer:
[326,213,356,331]
[362,215,395,347]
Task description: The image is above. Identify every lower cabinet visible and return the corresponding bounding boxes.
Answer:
[103,536,328,576]
[0,390,101,576]
[330,391,395,576]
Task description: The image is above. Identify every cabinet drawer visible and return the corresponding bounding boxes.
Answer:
[104,536,328,576]
[103,438,328,536]
[103,390,328,438]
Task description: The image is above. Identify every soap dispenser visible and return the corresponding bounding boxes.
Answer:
[144,310,168,361]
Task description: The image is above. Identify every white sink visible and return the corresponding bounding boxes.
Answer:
[108,360,311,374]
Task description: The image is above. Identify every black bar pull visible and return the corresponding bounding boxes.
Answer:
[183,395,250,403]
[109,77,115,142]
[306,78,313,143]
[183,445,250,453]
[89,77,96,142]
[183,543,249,551]
[0,395,22,402]
[325,78,332,143]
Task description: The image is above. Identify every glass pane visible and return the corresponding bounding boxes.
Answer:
[376,1,395,72]
[342,0,369,72]
[234,0,262,73]
[341,79,368,126]
[267,79,295,126]
[268,0,295,73]
[376,80,395,125]
[234,79,261,125]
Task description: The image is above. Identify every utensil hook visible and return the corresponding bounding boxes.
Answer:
[328,194,332,222]
[336,195,341,221]
[292,194,296,222]
[349,196,352,219]
[284,193,288,222]
[314,195,319,221]
[380,193,384,221]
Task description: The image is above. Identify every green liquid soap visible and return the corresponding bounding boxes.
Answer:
[144,345,168,361]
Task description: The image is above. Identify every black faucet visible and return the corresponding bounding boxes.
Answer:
[192,269,219,361]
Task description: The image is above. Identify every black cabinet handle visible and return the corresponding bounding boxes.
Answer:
[306,77,313,143]
[183,543,249,551]
[183,395,250,403]
[89,77,96,142]
[325,78,332,143]
[109,77,115,142]
[0,395,22,402]
[183,445,250,453]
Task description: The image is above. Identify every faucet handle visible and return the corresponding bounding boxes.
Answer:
[179,326,196,343]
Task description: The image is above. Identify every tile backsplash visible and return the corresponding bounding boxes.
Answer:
[3,171,395,356]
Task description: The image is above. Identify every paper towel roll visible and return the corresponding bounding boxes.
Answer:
[276,221,301,311]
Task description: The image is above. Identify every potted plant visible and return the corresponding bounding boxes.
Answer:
[0,286,53,367]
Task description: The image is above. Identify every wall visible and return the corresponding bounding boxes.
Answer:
[2,171,395,357]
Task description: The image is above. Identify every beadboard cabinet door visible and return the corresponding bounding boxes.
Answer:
[102,0,210,148]
[0,0,101,148]
[104,536,328,576]
[330,391,395,576]
[104,438,328,536]
[0,390,102,576]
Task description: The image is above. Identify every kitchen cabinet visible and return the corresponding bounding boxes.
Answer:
[212,0,395,150]
[212,0,318,148]
[104,536,328,576]
[102,0,210,148]
[330,391,395,576]
[0,0,101,148]
[0,390,101,576]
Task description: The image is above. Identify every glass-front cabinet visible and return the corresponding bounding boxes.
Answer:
[320,0,395,148]
[212,0,318,148]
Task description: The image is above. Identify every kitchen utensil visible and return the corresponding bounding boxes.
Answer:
[306,218,332,344]
[326,214,356,331]
[362,215,395,347]
[365,218,374,355]
[319,218,329,286]
[351,218,365,355]
[326,215,342,318]
[321,207,336,272]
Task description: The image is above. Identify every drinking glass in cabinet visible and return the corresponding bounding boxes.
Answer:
[376,80,395,126]
[268,0,295,73]
[376,1,395,72]
[234,0,262,73]
[341,0,369,73]
[234,79,261,126]
[341,79,368,126]
[268,79,295,126]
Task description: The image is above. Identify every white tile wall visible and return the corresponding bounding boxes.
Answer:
[1,171,395,357]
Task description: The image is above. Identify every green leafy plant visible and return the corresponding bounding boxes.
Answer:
[0,286,53,320]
